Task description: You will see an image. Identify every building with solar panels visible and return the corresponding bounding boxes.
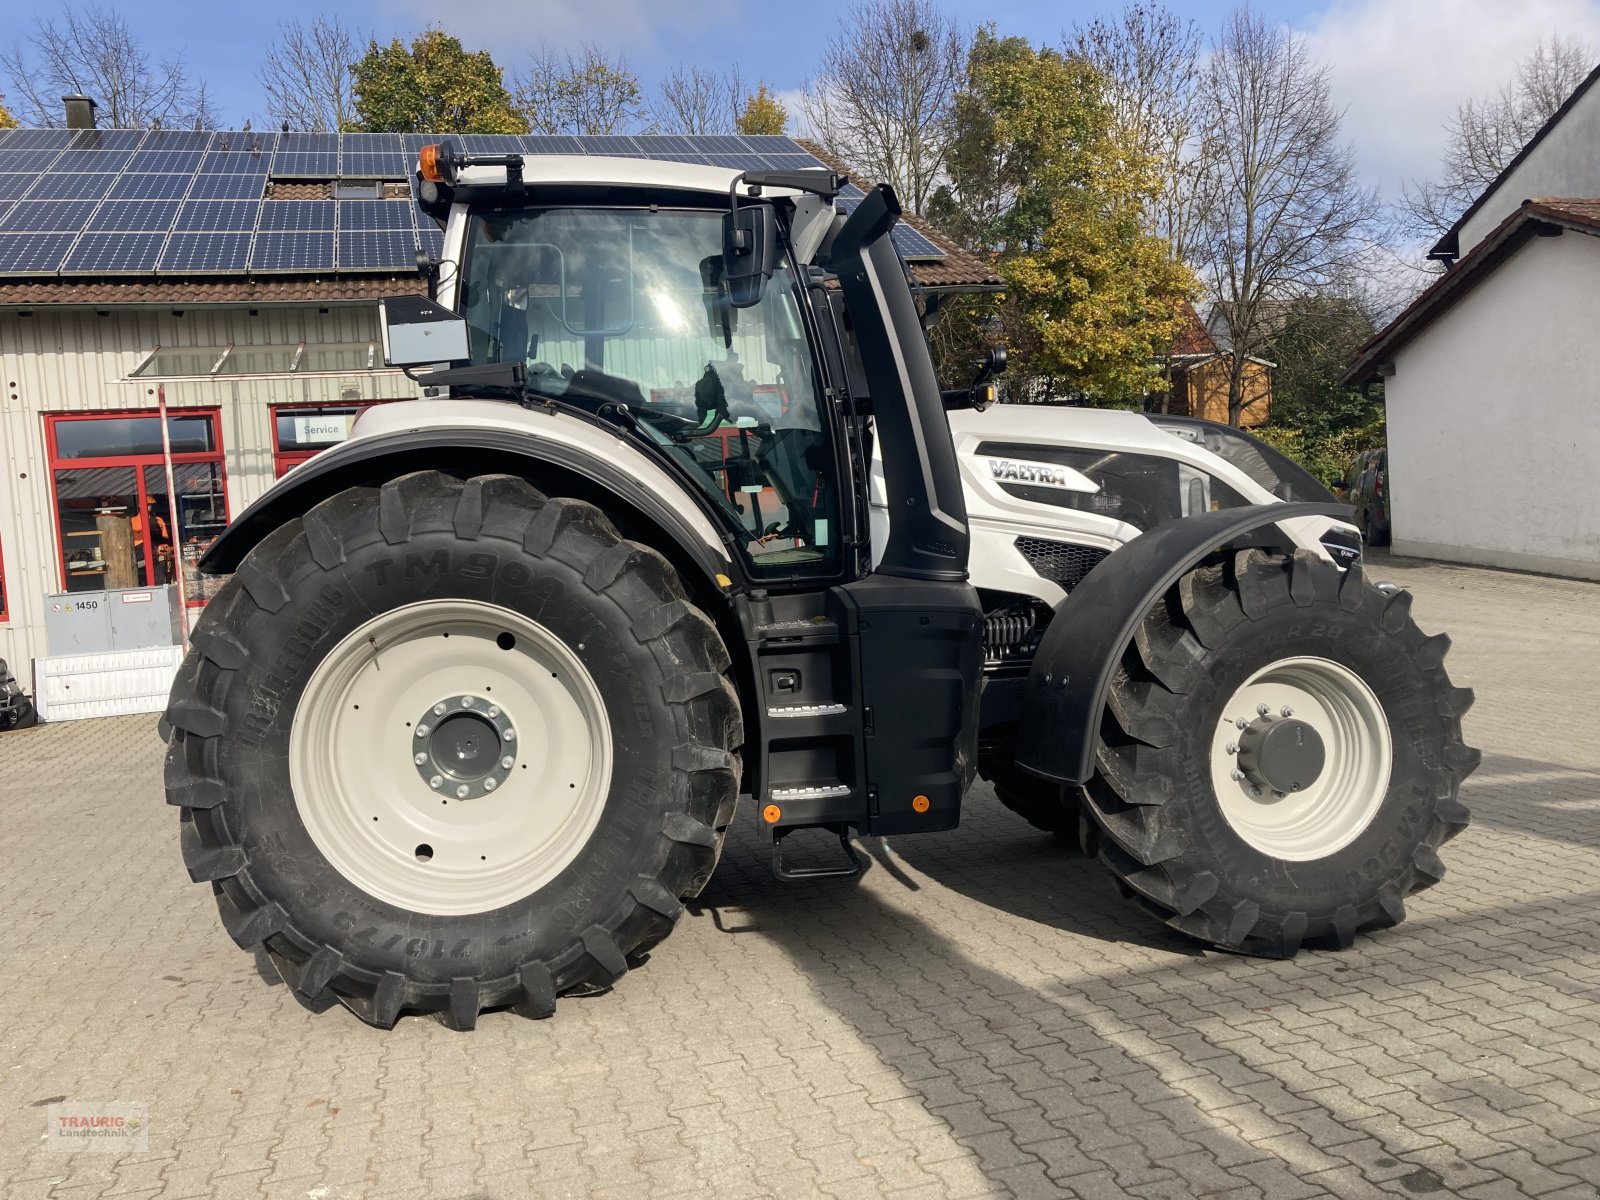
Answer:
[0,108,999,704]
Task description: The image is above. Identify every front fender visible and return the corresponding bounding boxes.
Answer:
[1013,501,1352,785]
[200,416,734,589]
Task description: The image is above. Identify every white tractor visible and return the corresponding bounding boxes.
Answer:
[165,144,1476,1029]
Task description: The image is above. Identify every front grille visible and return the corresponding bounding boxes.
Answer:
[1014,537,1110,592]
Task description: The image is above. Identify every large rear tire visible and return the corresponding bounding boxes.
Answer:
[1084,549,1475,957]
[165,471,741,1028]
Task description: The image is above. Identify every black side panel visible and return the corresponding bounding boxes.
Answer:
[840,575,983,836]
[740,575,982,840]
[739,588,867,834]
[1015,502,1352,785]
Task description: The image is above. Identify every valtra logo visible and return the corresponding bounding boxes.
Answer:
[986,458,1082,489]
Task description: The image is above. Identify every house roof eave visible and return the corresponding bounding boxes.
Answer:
[1427,60,1600,263]
[1345,199,1600,385]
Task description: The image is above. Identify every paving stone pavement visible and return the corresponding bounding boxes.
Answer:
[2,552,1599,1200]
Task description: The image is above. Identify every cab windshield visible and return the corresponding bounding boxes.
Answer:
[1147,416,1336,503]
[459,206,839,575]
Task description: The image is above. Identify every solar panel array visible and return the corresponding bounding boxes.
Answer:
[0,128,948,279]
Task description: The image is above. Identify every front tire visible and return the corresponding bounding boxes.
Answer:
[1084,549,1475,957]
[165,472,741,1028]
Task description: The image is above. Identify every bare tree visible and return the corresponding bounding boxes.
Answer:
[258,17,359,133]
[1070,3,1205,261]
[800,0,967,214]
[1401,35,1594,239]
[515,46,642,136]
[1192,9,1379,427]
[650,65,746,134]
[1,5,212,128]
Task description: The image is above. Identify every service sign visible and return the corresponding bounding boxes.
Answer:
[294,414,353,445]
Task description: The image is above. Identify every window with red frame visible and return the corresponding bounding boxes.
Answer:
[271,404,379,477]
[47,411,229,606]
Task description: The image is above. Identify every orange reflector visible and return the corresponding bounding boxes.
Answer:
[912,794,930,813]
[418,143,445,182]
[762,804,782,823]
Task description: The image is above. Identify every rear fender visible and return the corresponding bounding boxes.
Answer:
[1013,501,1351,785]
[201,417,735,594]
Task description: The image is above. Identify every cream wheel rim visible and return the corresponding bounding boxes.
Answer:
[289,599,612,915]
[1209,656,1392,862]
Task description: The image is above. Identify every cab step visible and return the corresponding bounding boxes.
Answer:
[770,823,864,881]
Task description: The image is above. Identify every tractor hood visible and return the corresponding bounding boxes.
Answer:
[868,403,1357,605]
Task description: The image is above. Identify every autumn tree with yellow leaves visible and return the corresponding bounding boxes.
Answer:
[737,85,788,135]
[929,28,1194,406]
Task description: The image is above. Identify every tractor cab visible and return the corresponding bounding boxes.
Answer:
[388,145,873,588]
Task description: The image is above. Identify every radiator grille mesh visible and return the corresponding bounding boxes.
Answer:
[1014,538,1110,592]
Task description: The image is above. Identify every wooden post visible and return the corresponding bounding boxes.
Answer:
[96,513,139,590]
[158,384,191,650]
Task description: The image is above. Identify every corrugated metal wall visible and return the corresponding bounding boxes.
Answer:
[0,303,422,674]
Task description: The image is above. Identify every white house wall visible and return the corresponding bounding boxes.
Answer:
[1386,232,1600,579]
[0,303,421,675]
[1458,82,1600,255]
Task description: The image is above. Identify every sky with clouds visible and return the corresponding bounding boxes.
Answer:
[7,0,1600,203]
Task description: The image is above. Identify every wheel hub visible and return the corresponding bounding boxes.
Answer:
[412,695,517,798]
[1236,714,1325,795]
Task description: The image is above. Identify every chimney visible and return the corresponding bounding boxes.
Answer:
[63,94,97,130]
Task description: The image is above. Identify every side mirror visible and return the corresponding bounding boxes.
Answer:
[379,294,470,367]
[415,248,441,301]
[723,202,777,308]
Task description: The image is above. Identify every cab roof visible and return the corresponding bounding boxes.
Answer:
[453,156,801,199]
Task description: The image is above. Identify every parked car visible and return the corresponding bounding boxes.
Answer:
[1337,448,1390,545]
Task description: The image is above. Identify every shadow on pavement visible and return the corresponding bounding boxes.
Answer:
[690,819,1464,1195]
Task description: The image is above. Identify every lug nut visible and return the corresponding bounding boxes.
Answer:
[414,752,427,765]
[1281,706,1294,717]
[1236,718,1248,730]
[1257,704,1270,716]
[1251,786,1263,797]
[487,706,500,718]
[433,703,446,716]
[462,696,475,708]
[501,756,514,770]
[1225,742,1238,755]
[456,785,470,799]
[415,724,430,737]
[483,777,497,791]
[503,729,516,742]
[1231,769,1246,781]
[429,775,443,789]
